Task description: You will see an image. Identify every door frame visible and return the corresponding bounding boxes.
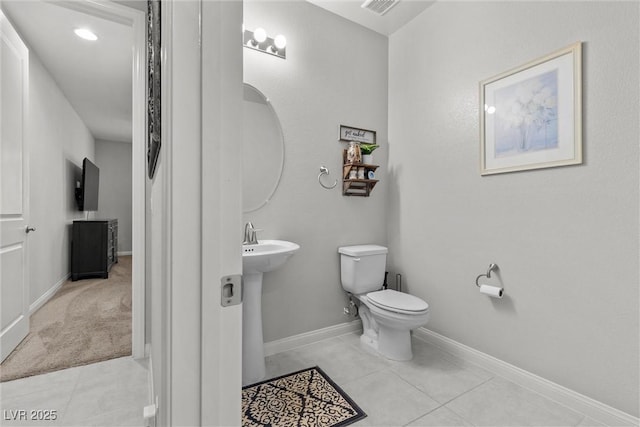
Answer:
[201,0,244,424]
[163,1,244,424]
[56,0,146,359]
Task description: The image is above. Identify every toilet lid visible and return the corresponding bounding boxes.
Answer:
[366,289,429,313]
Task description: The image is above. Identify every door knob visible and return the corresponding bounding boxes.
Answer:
[25,226,36,233]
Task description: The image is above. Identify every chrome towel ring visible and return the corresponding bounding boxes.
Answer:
[318,166,337,189]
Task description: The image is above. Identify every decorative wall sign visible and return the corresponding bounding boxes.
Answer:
[147,0,161,179]
[339,125,376,144]
[480,42,582,175]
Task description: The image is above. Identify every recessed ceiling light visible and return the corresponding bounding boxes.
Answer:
[74,28,98,41]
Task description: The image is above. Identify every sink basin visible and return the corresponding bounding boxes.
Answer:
[242,239,300,273]
[241,239,299,385]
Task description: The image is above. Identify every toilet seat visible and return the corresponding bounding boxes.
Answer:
[366,289,429,315]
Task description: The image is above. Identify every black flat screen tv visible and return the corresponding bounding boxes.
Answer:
[76,157,99,211]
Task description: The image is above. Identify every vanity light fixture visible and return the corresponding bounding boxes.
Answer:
[270,34,287,53]
[74,28,98,41]
[252,27,267,45]
[243,27,286,59]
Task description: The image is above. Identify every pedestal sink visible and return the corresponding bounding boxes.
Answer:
[242,239,300,385]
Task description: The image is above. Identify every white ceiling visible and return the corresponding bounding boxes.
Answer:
[306,0,435,36]
[1,0,429,145]
[2,1,134,143]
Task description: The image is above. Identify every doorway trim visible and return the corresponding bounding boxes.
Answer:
[56,0,146,359]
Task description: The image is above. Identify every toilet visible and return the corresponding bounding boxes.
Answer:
[339,245,430,361]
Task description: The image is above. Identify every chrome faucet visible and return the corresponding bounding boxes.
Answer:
[243,222,260,245]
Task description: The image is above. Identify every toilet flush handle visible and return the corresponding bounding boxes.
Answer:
[353,258,361,262]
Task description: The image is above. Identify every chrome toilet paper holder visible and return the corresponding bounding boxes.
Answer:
[475,263,498,287]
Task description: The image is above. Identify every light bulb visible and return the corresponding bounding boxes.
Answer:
[273,34,287,50]
[74,28,98,41]
[253,27,267,44]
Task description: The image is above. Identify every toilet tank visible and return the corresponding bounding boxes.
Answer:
[338,245,388,294]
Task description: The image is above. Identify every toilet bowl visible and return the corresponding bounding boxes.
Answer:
[356,289,430,360]
[338,245,430,361]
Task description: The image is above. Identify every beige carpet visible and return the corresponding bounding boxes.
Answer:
[0,256,132,382]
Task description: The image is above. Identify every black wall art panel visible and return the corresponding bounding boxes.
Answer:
[147,0,161,179]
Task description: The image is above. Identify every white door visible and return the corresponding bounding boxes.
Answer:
[0,10,30,363]
[163,1,243,425]
[200,1,244,424]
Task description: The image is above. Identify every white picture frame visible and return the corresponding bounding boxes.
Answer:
[480,42,582,175]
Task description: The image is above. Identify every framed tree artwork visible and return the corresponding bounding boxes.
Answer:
[480,42,582,175]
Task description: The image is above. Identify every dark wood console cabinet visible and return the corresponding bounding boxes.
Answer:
[71,219,118,281]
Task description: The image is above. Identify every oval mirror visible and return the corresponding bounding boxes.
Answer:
[243,84,285,213]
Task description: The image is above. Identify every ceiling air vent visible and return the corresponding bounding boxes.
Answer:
[361,0,400,16]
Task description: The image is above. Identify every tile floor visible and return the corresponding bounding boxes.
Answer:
[265,332,607,427]
[0,334,609,427]
[0,356,149,426]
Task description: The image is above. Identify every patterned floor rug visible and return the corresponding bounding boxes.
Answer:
[242,366,366,427]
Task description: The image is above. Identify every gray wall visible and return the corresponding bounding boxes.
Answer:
[27,52,94,307]
[244,0,389,343]
[95,139,132,253]
[388,1,639,416]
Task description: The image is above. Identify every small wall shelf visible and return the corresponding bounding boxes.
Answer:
[342,150,379,197]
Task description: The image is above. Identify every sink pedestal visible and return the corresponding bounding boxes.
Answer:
[241,240,300,386]
[242,272,265,385]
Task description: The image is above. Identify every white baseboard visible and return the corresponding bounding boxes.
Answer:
[118,251,132,256]
[264,320,362,357]
[147,343,154,405]
[146,344,157,427]
[29,273,69,315]
[413,327,638,427]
